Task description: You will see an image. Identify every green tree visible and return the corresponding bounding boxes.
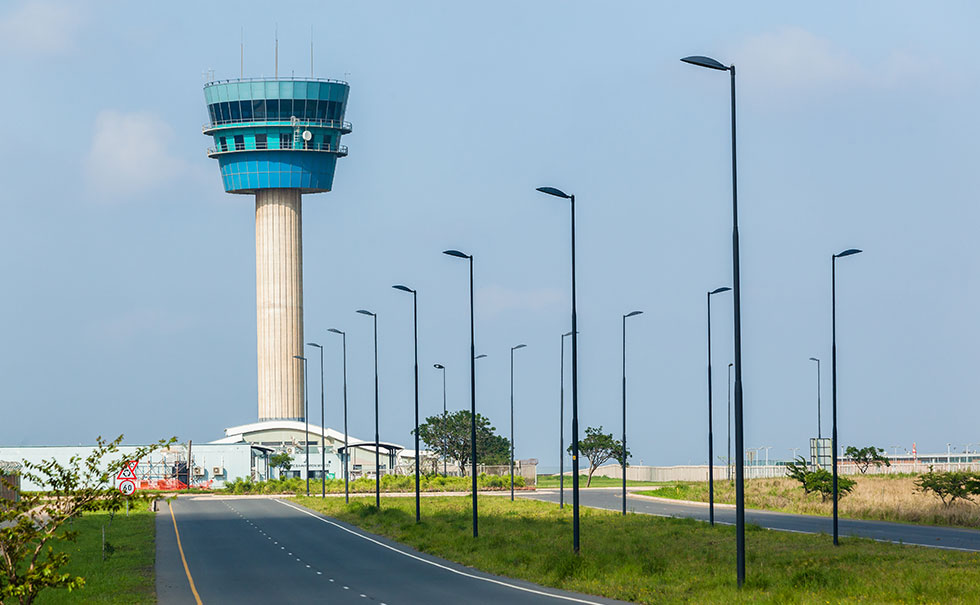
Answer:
[416,411,510,472]
[845,446,891,474]
[784,455,855,502]
[915,467,980,507]
[0,435,173,605]
[269,452,292,478]
[568,426,629,487]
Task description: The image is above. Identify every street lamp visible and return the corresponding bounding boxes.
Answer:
[510,343,527,501]
[559,330,573,509]
[809,357,822,439]
[682,53,747,586]
[327,328,349,503]
[706,286,731,525]
[832,247,862,545]
[728,362,733,481]
[536,185,582,554]
[621,311,643,515]
[292,354,310,496]
[356,309,381,509]
[433,363,447,475]
[393,284,421,523]
[306,342,325,498]
[443,249,479,538]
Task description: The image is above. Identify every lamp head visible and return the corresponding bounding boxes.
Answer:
[710,286,732,295]
[443,249,470,259]
[835,248,863,258]
[625,310,643,318]
[512,344,527,351]
[809,357,819,362]
[306,342,321,348]
[474,354,487,360]
[563,330,574,337]
[536,186,570,199]
[356,309,375,317]
[681,55,729,71]
[433,363,445,370]
[392,284,415,293]
[293,355,306,361]
[327,328,344,335]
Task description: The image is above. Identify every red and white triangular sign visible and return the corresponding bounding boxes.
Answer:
[116,460,138,481]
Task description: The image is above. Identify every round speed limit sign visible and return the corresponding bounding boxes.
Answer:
[118,480,136,495]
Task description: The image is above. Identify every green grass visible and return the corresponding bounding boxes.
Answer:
[294,494,980,604]
[535,474,662,488]
[635,475,980,529]
[34,509,156,604]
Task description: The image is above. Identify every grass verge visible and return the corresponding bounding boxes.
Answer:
[535,474,662,488]
[35,508,156,604]
[293,494,980,604]
[636,475,980,528]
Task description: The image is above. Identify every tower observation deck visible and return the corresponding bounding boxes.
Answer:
[203,77,351,421]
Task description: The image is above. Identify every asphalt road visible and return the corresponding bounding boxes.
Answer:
[156,495,627,605]
[521,488,980,551]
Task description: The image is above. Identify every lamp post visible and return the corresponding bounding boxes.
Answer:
[292,354,310,496]
[809,357,822,439]
[327,328,349,503]
[706,286,731,525]
[307,342,325,497]
[433,363,447,475]
[356,309,381,509]
[443,249,479,538]
[510,343,527,501]
[681,54,746,585]
[832,247,862,545]
[560,330,573,509]
[393,284,421,523]
[728,362,733,481]
[537,185,581,553]
[621,311,643,515]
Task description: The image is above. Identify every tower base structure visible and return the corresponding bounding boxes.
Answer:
[256,188,304,421]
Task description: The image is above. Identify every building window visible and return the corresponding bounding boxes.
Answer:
[234,135,244,151]
[280,99,293,119]
[219,136,227,152]
[267,100,279,121]
[252,99,266,120]
[241,100,253,121]
[229,101,241,122]
[280,133,292,149]
[255,133,267,149]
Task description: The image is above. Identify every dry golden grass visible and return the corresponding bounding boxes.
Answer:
[646,475,980,528]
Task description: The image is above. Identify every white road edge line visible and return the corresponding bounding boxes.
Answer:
[275,499,604,604]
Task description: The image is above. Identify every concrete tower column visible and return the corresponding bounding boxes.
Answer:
[255,188,305,421]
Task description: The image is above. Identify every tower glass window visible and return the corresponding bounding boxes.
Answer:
[234,135,244,151]
[255,133,267,150]
[267,100,279,121]
[280,133,292,149]
[252,99,266,120]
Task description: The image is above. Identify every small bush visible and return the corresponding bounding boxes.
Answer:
[915,467,980,507]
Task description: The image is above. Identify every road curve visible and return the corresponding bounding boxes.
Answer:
[520,488,980,551]
[156,495,627,605]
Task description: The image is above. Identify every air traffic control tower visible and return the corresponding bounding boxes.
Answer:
[203,78,351,421]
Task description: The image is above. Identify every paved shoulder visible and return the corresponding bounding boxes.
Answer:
[157,495,628,605]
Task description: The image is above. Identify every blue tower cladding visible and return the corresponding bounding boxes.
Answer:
[203,78,351,193]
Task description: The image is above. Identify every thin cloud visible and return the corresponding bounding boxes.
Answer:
[731,26,862,97]
[0,0,81,56]
[730,26,958,102]
[85,110,186,200]
[477,284,564,317]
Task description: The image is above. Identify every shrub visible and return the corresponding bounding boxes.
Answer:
[915,467,980,507]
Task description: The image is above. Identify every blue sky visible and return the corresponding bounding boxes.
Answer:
[0,1,977,467]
